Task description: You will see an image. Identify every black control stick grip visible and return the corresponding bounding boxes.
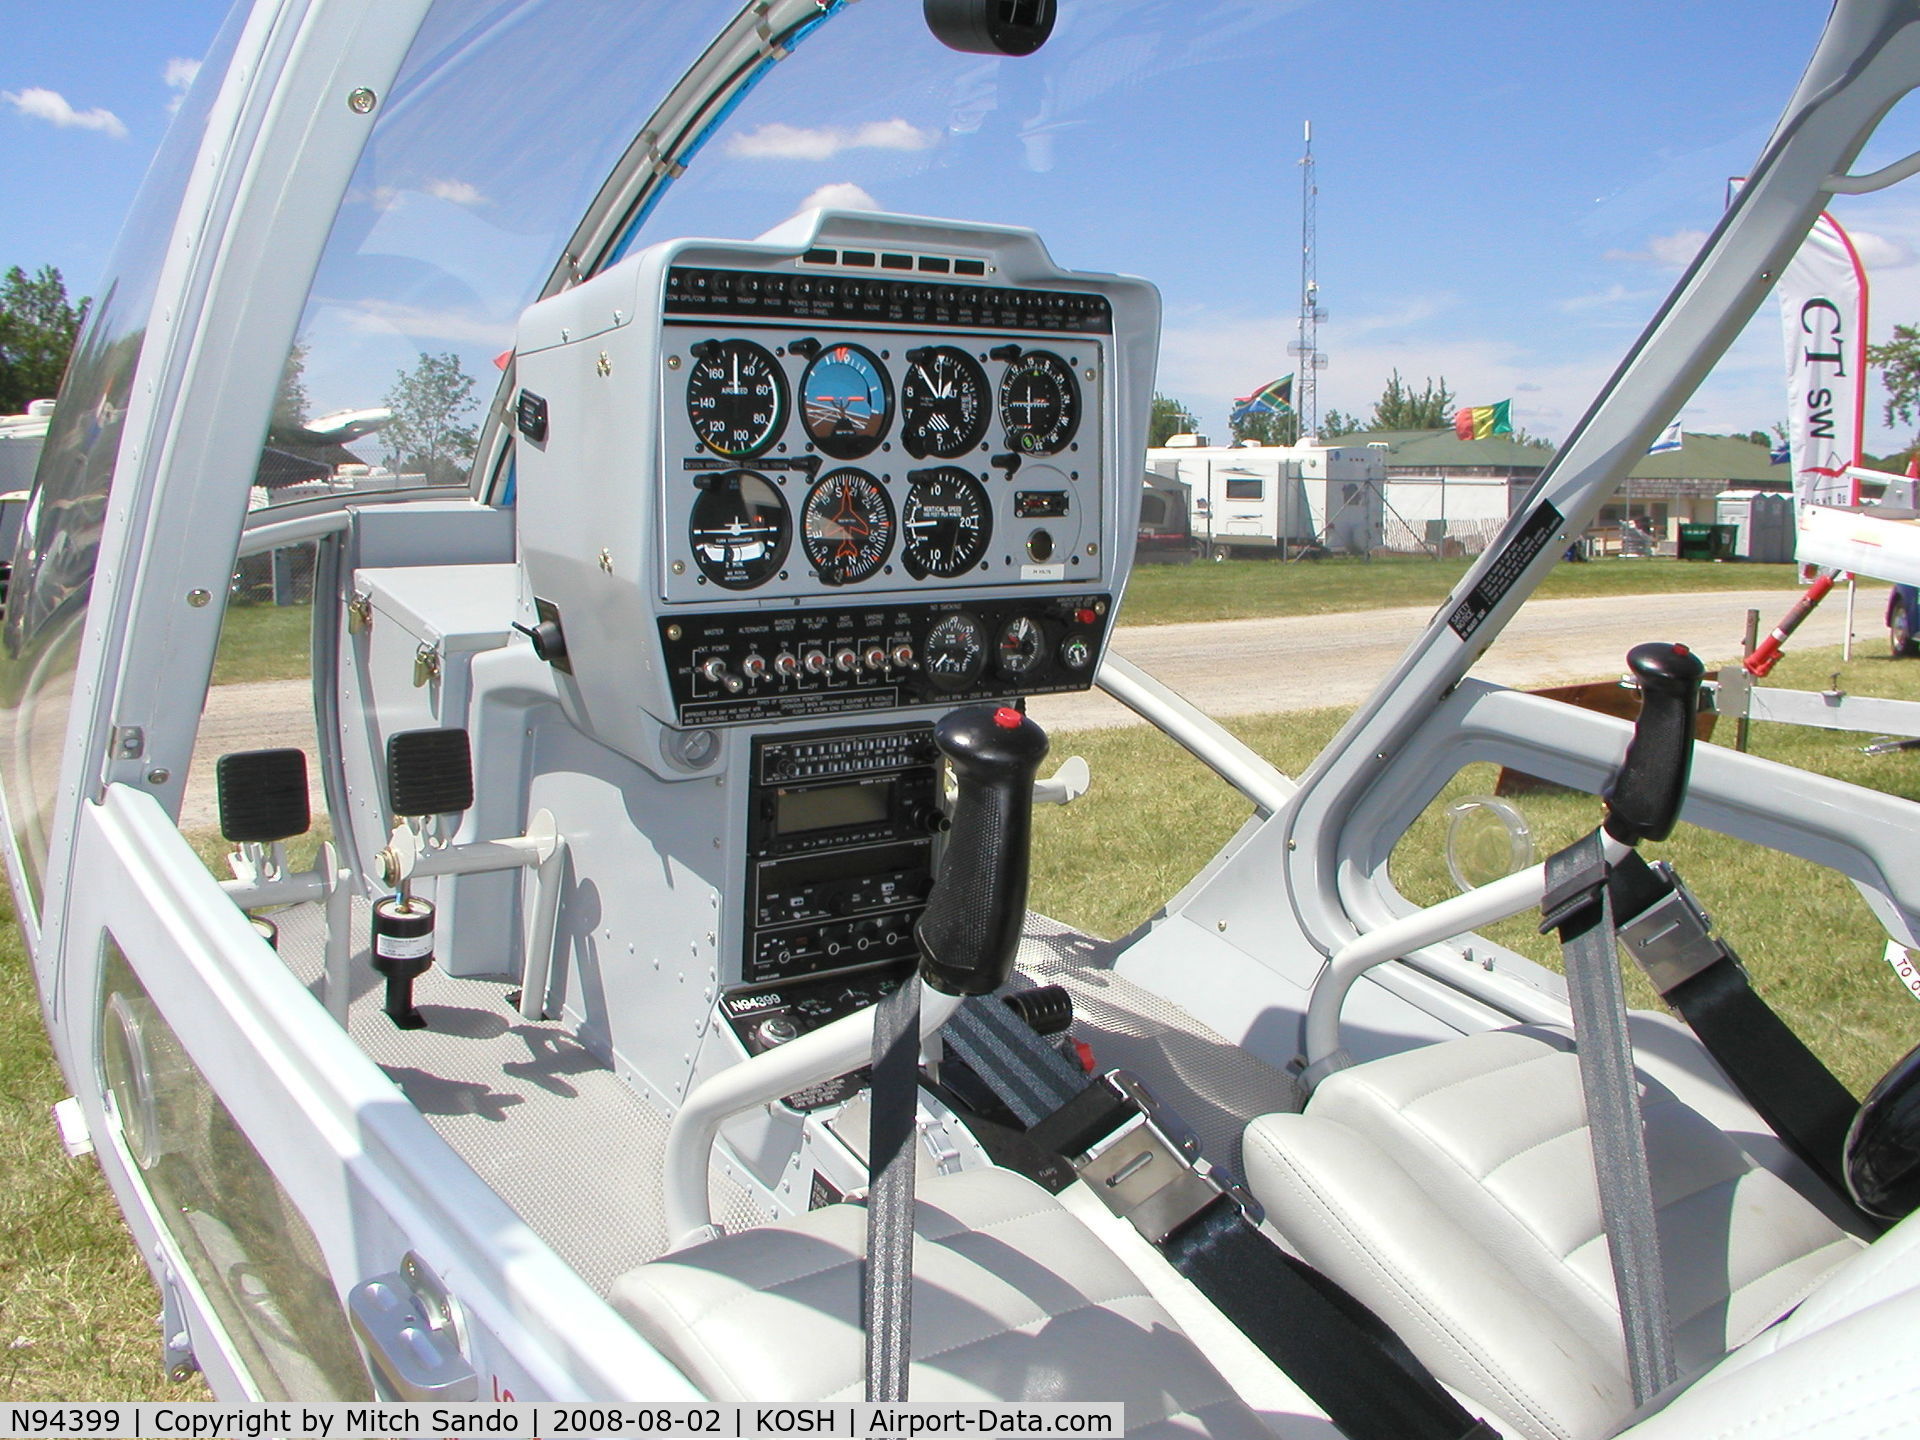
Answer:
[916,705,1050,996]
[1603,641,1706,846]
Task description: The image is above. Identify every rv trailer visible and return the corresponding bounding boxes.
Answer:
[5,0,1920,1434]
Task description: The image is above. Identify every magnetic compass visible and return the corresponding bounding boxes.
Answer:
[900,346,990,459]
[685,339,787,458]
[801,468,895,585]
[901,468,993,580]
[998,349,1080,455]
[800,343,892,459]
[686,470,790,589]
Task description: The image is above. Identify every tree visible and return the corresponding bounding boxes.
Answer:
[0,265,89,413]
[1318,407,1362,438]
[382,351,478,484]
[1147,392,1197,446]
[1868,323,1920,439]
[272,339,311,434]
[1230,407,1298,446]
[1368,369,1456,431]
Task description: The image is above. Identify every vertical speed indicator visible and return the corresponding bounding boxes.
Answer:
[901,468,993,580]
[685,338,787,458]
[998,349,1081,455]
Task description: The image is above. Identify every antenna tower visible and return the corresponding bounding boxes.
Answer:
[1289,120,1327,438]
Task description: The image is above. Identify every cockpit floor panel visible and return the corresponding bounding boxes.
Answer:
[271,898,766,1296]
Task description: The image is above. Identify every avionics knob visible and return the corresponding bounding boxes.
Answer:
[863,645,888,671]
[774,651,800,677]
[741,654,768,682]
[803,649,829,675]
[833,647,859,673]
[891,643,915,669]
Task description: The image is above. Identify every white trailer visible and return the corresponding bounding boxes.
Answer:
[1146,441,1386,556]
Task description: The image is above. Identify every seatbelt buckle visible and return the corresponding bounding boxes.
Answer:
[1617,862,1729,995]
[1071,1072,1238,1243]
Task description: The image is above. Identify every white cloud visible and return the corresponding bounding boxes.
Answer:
[163,58,200,112]
[425,178,487,207]
[1559,282,1659,313]
[1848,228,1915,271]
[1604,228,1709,269]
[342,299,514,347]
[724,118,937,162]
[795,182,880,214]
[2,87,127,138]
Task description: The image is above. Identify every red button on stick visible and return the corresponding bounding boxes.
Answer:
[993,706,1023,728]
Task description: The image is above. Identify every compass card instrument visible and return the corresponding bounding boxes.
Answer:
[514,213,1158,764]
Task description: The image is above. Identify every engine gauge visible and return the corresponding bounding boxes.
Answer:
[801,468,895,585]
[996,615,1047,678]
[900,346,990,459]
[686,339,787,458]
[924,612,988,691]
[901,468,993,579]
[998,349,1081,455]
[800,342,892,459]
[687,470,791,589]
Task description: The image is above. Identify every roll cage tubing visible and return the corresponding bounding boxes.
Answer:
[470,0,853,497]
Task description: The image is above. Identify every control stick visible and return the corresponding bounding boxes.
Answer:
[917,705,1050,995]
[1603,641,1706,846]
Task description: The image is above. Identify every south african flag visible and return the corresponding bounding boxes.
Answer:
[1231,375,1294,425]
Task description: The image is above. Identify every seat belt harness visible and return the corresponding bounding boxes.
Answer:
[1540,828,1679,1405]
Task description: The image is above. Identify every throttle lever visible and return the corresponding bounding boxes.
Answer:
[1604,641,1706,846]
[917,705,1050,996]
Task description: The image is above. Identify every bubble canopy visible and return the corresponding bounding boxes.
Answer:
[278,0,1836,488]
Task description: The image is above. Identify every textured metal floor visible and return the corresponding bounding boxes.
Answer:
[270,901,1299,1290]
[273,899,766,1296]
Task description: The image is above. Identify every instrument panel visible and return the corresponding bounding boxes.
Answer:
[658,265,1111,606]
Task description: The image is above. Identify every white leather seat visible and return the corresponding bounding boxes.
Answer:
[1241,1028,1863,1440]
[612,1167,1271,1437]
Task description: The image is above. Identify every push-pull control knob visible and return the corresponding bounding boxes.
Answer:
[803,649,830,675]
[916,705,1049,997]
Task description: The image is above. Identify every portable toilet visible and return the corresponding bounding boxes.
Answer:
[1716,490,1794,562]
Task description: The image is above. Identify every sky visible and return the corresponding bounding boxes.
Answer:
[7,0,1920,455]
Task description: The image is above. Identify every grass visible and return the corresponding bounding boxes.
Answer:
[1119,555,1814,627]
[210,599,314,687]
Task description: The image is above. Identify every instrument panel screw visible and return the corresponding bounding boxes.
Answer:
[665,624,683,640]
[666,354,682,369]
[599,549,615,573]
[186,588,211,607]
[1085,368,1096,381]
[346,87,377,114]
[1085,543,1099,556]
[596,351,612,377]
[1217,920,1228,932]
[146,769,169,785]
[671,560,686,574]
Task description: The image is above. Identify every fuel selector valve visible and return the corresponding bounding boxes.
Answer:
[916,705,1050,996]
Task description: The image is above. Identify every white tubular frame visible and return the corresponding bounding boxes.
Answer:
[661,984,965,1250]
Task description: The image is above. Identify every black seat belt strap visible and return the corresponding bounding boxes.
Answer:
[1540,828,1677,1406]
[863,978,921,1402]
[1607,852,1869,1221]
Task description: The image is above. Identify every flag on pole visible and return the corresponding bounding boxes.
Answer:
[1231,375,1294,425]
[1452,400,1512,440]
[1648,421,1684,454]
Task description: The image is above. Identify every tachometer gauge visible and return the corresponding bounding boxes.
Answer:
[996,615,1046,678]
[686,338,787,458]
[800,343,892,459]
[687,470,790,589]
[998,350,1081,455]
[924,612,988,691]
[900,346,990,458]
[901,468,993,579]
[801,468,895,585]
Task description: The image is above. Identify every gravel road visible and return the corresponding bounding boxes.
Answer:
[186,588,1864,828]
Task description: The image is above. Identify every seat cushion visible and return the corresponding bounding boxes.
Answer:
[1243,1028,1862,1440]
[612,1168,1270,1437]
